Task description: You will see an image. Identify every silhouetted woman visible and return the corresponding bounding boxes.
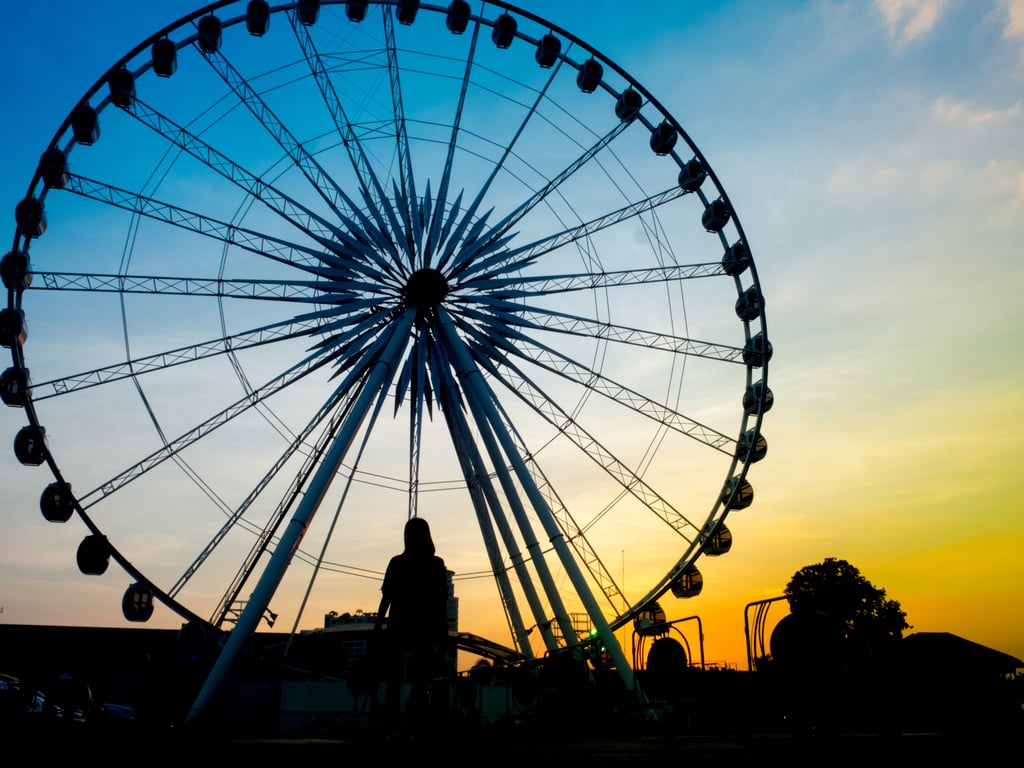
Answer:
[374,517,449,738]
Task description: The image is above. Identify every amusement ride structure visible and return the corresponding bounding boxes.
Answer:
[2,1,771,720]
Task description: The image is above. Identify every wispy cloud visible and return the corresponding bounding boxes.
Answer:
[933,95,1024,126]
[876,0,951,43]
[1000,0,1024,61]
[1004,0,1024,37]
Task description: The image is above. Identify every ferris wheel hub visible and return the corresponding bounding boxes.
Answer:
[404,268,450,311]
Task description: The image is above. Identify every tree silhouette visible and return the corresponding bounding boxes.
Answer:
[783,557,909,669]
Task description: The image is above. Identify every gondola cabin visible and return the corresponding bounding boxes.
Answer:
[669,565,703,598]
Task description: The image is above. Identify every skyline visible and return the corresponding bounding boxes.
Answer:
[1,0,1022,672]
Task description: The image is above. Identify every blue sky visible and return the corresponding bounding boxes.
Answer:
[1,1,1022,670]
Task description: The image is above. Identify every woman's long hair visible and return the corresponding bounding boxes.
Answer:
[403,517,435,557]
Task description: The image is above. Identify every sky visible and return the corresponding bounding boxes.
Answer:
[0,0,1022,675]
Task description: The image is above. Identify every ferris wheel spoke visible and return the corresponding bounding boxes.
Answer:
[62,174,328,273]
[195,28,359,225]
[406,388,422,519]
[424,18,482,269]
[187,358,386,618]
[76,350,334,510]
[450,122,631,281]
[202,372,374,623]
[522,339,735,453]
[431,331,557,611]
[314,223,409,285]
[455,299,743,364]
[287,362,399,635]
[436,305,634,681]
[478,357,712,627]
[30,271,321,301]
[453,303,725,390]
[288,10,401,242]
[188,307,417,721]
[434,372,540,655]
[446,45,568,251]
[382,6,414,235]
[399,338,429,518]
[453,311,736,455]
[468,260,725,296]
[122,96,353,247]
[194,52,407,284]
[454,185,686,282]
[482,394,633,618]
[30,315,318,401]
[435,198,503,274]
[305,303,400,367]
[464,336,703,541]
[428,348,550,655]
[431,320,575,651]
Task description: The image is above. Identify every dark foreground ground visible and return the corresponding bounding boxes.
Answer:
[4,716,1018,767]
[209,732,1014,766]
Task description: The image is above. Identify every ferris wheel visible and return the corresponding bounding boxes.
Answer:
[2,0,771,709]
